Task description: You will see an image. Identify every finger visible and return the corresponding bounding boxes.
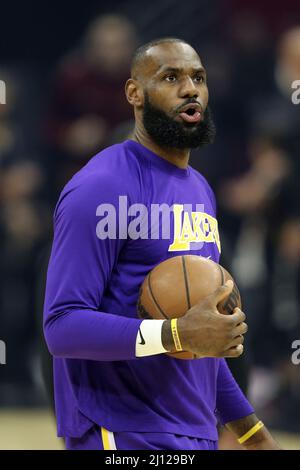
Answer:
[208,280,234,306]
[223,344,244,358]
[228,335,244,348]
[230,308,246,325]
[234,322,248,336]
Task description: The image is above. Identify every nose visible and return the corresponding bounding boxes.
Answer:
[178,76,199,99]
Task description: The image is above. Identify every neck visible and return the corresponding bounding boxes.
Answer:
[132,125,190,169]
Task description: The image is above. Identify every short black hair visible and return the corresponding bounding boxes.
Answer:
[131,37,190,78]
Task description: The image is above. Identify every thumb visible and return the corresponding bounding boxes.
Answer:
[210,279,234,306]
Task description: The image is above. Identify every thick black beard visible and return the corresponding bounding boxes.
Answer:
[142,92,216,149]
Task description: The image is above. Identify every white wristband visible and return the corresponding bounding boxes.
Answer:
[135,320,169,357]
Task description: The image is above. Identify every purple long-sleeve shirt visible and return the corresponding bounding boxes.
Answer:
[43,139,253,439]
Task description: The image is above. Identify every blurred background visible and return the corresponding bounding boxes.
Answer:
[0,0,300,450]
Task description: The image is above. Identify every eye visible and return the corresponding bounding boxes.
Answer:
[165,74,177,82]
[194,75,205,83]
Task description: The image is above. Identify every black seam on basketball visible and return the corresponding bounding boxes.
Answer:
[137,285,151,319]
[137,298,151,319]
[182,255,191,310]
[148,271,169,320]
[217,264,225,285]
[217,265,233,314]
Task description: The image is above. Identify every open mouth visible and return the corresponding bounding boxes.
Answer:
[185,108,196,116]
[179,106,202,123]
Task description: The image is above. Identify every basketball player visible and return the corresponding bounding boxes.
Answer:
[43,38,279,450]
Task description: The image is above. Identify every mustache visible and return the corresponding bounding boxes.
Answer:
[174,98,204,114]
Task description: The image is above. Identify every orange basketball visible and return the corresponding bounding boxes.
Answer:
[137,255,242,360]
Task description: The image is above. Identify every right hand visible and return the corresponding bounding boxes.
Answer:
[163,280,247,358]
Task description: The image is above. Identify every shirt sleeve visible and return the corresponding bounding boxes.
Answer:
[216,359,254,424]
[43,170,142,362]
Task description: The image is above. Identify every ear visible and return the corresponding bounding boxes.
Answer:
[125,78,144,107]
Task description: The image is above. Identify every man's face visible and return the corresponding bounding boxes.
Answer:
[139,42,215,148]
